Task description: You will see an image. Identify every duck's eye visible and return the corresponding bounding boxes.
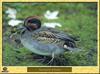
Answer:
[25,23,36,31]
[28,23,38,29]
[29,23,37,27]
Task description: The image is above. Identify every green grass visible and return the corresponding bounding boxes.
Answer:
[2,3,97,66]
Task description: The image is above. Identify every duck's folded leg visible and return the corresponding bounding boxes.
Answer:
[47,53,54,65]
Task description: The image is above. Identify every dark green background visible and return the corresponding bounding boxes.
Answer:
[2,3,97,66]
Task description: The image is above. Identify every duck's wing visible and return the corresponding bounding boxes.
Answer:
[46,28,76,42]
[45,27,77,48]
[32,30,64,45]
[32,27,76,48]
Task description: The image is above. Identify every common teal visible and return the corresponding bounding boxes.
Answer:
[18,16,78,64]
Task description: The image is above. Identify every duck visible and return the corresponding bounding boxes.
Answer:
[15,16,78,64]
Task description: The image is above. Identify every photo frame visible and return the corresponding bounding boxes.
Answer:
[0,0,99,73]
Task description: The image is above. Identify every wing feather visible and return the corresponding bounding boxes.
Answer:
[32,27,76,47]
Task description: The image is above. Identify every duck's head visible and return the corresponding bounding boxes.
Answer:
[24,16,41,31]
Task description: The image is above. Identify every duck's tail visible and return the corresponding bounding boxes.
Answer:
[63,40,81,52]
[64,45,81,52]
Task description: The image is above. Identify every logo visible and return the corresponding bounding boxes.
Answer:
[2,67,9,72]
